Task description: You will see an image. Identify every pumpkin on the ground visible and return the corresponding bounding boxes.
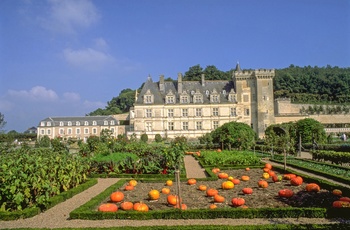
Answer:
[212,168,220,174]
[332,200,350,208]
[120,201,134,211]
[110,191,124,202]
[161,187,170,194]
[198,184,207,191]
[124,185,134,191]
[284,174,296,180]
[167,194,182,206]
[305,183,320,192]
[209,204,217,209]
[148,189,160,200]
[332,189,342,196]
[290,176,303,186]
[187,178,197,185]
[272,175,283,183]
[265,163,272,170]
[278,189,294,198]
[206,188,218,197]
[231,178,241,185]
[128,179,137,187]
[242,187,253,195]
[231,197,245,207]
[218,172,229,179]
[339,197,350,202]
[241,175,250,181]
[214,194,225,203]
[133,202,149,212]
[258,180,268,188]
[222,181,234,190]
[174,203,187,210]
[98,203,118,212]
[262,172,270,179]
[166,180,173,186]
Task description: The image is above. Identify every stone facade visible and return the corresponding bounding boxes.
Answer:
[127,64,275,139]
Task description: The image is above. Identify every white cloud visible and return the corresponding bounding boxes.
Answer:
[8,86,59,101]
[63,47,115,69]
[94,37,109,51]
[39,0,99,34]
[63,92,81,101]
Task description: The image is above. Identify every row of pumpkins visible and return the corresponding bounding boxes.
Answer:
[212,163,350,208]
[98,164,350,212]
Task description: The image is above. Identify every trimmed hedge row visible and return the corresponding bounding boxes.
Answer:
[269,159,350,186]
[0,178,97,221]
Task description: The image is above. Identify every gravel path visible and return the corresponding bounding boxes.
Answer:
[0,155,349,229]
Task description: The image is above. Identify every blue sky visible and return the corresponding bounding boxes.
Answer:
[0,0,349,132]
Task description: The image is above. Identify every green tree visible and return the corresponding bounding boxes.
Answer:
[184,64,203,81]
[211,122,256,150]
[203,65,230,80]
[140,133,148,142]
[296,118,326,144]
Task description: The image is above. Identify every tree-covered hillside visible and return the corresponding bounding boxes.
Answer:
[88,65,350,116]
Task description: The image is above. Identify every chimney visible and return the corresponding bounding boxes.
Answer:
[177,73,183,94]
[201,73,205,87]
[159,75,165,92]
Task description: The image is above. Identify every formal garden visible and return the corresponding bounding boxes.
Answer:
[0,119,350,229]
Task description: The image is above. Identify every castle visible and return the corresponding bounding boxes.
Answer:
[127,63,275,139]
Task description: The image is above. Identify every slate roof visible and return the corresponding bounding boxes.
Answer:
[136,76,236,105]
[38,115,118,127]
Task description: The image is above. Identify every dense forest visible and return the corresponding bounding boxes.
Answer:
[88,65,350,116]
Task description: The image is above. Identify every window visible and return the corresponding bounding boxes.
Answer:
[111,128,114,133]
[195,108,202,117]
[59,122,64,126]
[229,94,237,103]
[68,121,72,126]
[196,121,202,130]
[76,128,80,134]
[84,121,89,126]
[168,122,174,131]
[212,108,219,116]
[59,129,64,135]
[166,96,175,104]
[110,120,115,125]
[84,128,89,134]
[41,129,44,135]
[145,95,153,103]
[47,122,51,126]
[93,128,97,134]
[181,96,188,103]
[245,108,250,116]
[146,109,152,118]
[40,122,45,126]
[194,95,202,103]
[76,121,80,126]
[146,122,152,131]
[104,121,108,125]
[230,108,237,116]
[68,128,72,135]
[211,95,219,103]
[213,121,219,129]
[92,121,97,125]
[168,109,174,117]
[182,122,188,130]
[47,129,51,135]
[182,108,188,117]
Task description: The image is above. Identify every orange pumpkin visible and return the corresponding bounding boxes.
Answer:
[290,176,303,186]
[212,168,220,174]
[222,181,234,190]
[187,178,197,185]
[124,185,134,191]
[339,197,350,202]
[167,195,182,206]
[258,180,268,188]
[268,170,276,177]
[278,189,294,198]
[161,187,171,194]
[166,180,173,186]
[284,174,296,180]
[217,149,222,152]
[148,189,160,200]
[98,203,118,212]
[305,183,320,192]
[198,184,207,191]
[110,191,124,202]
[263,167,270,173]
[242,187,253,195]
[174,203,187,210]
[120,201,134,211]
[332,189,342,196]
[332,200,350,208]
[231,178,241,185]
[265,163,272,170]
[231,197,245,207]
[214,194,225,203]
[206,188,219,197]
[133,202,149,212]
[209,204,217,209]
[128,179,137,187]
[241,175,250,181]
[245,167,250,171]
[272,175,283,183]
[218,172,229,179]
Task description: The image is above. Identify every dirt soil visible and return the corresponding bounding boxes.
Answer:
[102,168,340,210]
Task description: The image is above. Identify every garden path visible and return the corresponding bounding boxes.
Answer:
[184,155,207,178]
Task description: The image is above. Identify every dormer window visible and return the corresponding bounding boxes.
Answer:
[205,90,209,96]
[193,90,203,103]
[84,121,89,126]
[59,121,64,126]
[68,121,72,126]
[47,122,51,126]
[166,90,175,104]
[180,91,189,104]
[41,122,45,126]
[223,90,226,95]
[92,121,97,126]
[104,121,108,125]
[211,94,220,103]
[144,89,154,104]
[110,120,115,125]
[76,121,80,126]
